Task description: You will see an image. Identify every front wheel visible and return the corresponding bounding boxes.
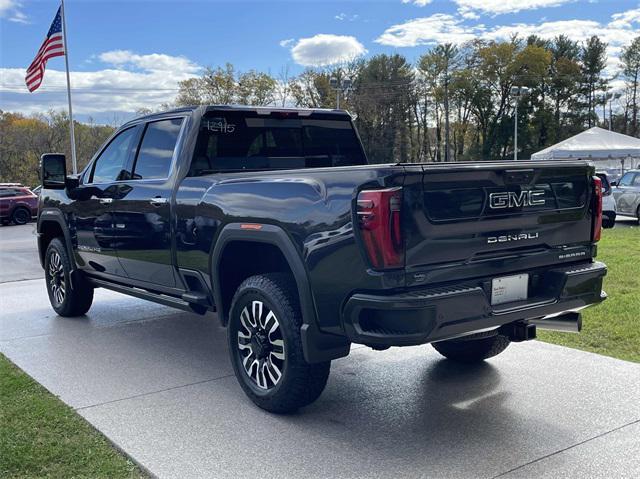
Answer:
[228,273,330,414]
[45,238,94,317]
[432,333,510,363]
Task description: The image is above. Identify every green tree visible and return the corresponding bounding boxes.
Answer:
[621,36,640,136]
[351,54,414,163]
[581,36,608,128]
[175,63,277,107]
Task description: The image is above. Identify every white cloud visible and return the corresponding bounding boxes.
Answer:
[458,9,480,20]
[376,6,640,74]
[97,50,200,74]
[453,0,573,16]
[375,14,480,47]
[279,38,295,48]
[376,7,640,78]
[290,34,367,67]
[401,0,434,6]
[609,7,640,29]
[0,51,203,120]
[335,13,360,21]
[0,0,29,23]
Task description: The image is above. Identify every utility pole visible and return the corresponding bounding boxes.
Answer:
[605,92,622,131]
[330,76,352,110]
[444,72,450,162]
[510,86,529,161]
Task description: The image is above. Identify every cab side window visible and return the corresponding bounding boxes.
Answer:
[0,189,18,198]
[90,127,138,184]
[619,173,635,187]
[131,118,183,180]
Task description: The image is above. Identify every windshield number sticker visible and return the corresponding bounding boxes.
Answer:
[205,118,236,133]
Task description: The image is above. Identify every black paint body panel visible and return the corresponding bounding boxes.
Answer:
[37,106,606,362]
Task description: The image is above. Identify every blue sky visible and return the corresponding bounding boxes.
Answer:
[1,0,639,123]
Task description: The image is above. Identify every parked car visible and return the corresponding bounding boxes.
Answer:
[0,185,38,225]
[596,171,616,228]
[611,169,640,223]
[37,106,607,413]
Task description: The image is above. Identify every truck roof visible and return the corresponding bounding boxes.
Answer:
[127,105,351,127]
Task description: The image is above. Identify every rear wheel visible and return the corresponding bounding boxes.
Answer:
[11,207,30,225]
[45,238,94,317]
[432,333,510,363]
[228,273,331,413]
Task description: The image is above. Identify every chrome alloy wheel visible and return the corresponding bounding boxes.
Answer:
[48,251,66,306]
[237,300,285,390]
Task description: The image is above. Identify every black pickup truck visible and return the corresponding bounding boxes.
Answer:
[38,105,607,413]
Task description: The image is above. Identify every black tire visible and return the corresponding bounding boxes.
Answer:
[11,207,30,225]
[45,238,94,317]
[432,333,510,363]
[1,220,9,226]
[228,273,331,414]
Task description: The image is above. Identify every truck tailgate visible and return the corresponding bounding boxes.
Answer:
[401,162,596,287]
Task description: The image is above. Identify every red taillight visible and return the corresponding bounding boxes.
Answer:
[357,187,404,269]
[592,176,603,242]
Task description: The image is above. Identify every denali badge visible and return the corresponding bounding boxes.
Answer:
[487,232,539,244]
[489,190,546,209]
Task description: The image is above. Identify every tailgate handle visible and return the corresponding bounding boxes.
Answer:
[504,169,534,185]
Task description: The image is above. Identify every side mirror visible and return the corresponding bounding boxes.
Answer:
[610,181,618,187]
[40,153,67,189]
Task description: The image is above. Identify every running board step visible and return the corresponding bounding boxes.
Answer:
[90,279,207,315]
[181,292,211,307]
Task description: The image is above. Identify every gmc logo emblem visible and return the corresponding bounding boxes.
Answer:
[489,190,546,209]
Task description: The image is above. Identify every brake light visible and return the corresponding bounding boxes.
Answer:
[356,187,404,269]
[592,176,603,242]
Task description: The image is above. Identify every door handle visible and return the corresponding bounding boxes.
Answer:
[99,198,113,204]
[150,197,168,206]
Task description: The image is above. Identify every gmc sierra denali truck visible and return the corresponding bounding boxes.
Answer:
[38,105,607,413]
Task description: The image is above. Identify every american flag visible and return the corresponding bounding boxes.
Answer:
[25,6,65,92]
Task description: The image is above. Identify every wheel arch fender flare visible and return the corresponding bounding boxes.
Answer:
[37,209,76,271]
[210,223,350,363]
[211,223,314,326]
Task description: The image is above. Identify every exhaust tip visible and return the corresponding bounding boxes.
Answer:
[529,312,582,333]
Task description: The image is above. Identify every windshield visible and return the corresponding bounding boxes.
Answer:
[189,111,367,175]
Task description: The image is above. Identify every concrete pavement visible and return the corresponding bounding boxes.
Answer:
[0,223,43,282]
[1,222,639,478]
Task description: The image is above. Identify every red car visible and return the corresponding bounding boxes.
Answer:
[0,185,38,225]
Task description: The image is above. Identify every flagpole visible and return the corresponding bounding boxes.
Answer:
[60,0,77,174]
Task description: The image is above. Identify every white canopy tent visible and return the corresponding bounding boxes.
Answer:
[530,127,640,177]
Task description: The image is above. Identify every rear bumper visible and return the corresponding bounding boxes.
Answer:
[342,261,607,347]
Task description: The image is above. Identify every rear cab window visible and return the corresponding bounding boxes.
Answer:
[189,110,367,176]
[131,118,184,180]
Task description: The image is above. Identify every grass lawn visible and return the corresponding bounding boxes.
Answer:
[0,354,146,478]
[538,225,640,363]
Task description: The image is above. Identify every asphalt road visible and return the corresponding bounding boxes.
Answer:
[1,221,639,479]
